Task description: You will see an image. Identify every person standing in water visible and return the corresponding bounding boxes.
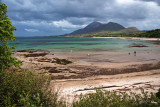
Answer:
[134,51,136,56]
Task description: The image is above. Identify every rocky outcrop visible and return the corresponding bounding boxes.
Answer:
[52,58,72,65]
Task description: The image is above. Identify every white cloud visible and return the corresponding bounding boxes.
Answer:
[52,20,86,28]
[16,21,51,26]
[25,28,39,32]
[116,0,135,5]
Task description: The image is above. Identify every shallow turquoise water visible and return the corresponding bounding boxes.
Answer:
[11,37,160,53]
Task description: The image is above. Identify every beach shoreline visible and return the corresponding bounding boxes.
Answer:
[13,47,160,103]
[92,37,160,41]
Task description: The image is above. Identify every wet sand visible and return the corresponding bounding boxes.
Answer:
[13,48,160,103]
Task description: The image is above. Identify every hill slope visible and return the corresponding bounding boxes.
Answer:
[139,29,160,38]
[110,27,142,35]
[119,27,141,33]
[67,27,142,37]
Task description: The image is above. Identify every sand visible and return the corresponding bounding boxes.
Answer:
[53,69,160,103]
[13,42,160,103]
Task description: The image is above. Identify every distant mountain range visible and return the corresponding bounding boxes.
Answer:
[70,22,126,35]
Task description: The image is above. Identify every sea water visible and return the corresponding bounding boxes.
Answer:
[11,37,160,53]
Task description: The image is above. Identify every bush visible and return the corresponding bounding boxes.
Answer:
[0,70,65,107]
[156,88,160,99]
[73,89,160,107]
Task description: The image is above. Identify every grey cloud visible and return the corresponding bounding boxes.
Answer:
[137,0,160,5]
[2,0,160,36]
[3,0,113,21]
[4,0,150,22]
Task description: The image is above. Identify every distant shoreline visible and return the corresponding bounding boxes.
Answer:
[92,37,160,41]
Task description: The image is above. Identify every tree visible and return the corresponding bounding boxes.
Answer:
[0,2,21,73]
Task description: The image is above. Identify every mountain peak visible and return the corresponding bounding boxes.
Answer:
[70,21,125,35]
[106,22,123,26]
[107,22,115,24]
[89,21,101,25]
[85,21,102,28]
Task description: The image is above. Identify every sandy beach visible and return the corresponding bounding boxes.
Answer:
[13,42,160,103]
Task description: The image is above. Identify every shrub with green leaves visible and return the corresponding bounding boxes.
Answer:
[0,2,21,73]
[73,89,160,107]
[0,70,65,107]
[156,88,160,99]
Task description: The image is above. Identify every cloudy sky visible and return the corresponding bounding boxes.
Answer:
[2,0,160,37]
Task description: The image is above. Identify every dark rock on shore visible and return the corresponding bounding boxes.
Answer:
[37,58,52,62]
[43,67,56,70]
[17,49,50,53]
[129,43,148,48]
[52,58,72,65]
[36,57,72,65]
[24,53,48,57]
[43,67,70,74]
[17,49,37,53]
[48,68,62,73]
[51,75,68,79]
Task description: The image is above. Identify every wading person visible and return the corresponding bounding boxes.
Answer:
[134,51,136,56]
